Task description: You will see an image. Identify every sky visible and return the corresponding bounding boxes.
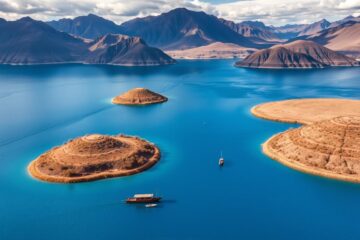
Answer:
[0,0,359,26]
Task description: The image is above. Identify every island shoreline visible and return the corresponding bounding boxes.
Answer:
[28,136,161,183]
[251,104,312,125]
[252,98,360,184]
[262,133,360,183]
[112,98,168,105]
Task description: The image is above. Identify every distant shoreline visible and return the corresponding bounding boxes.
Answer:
[236,64,359,69]
[1,61,176,67]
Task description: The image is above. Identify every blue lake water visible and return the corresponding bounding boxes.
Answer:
[1,60,360,240]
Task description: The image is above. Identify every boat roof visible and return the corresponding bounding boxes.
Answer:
[134,194,154,198]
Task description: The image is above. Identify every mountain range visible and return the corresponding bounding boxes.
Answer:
[46,9,359,56]
[47,10,359,45]
[297,19,331,36]
[47,8,268,50]
[0,8,359,66]
[220,19,282,43]
[0,17,87,64]
[303,21,360,58]
[329,15,360,28]
[120,8,268,50]
[0,17,174,65]
[47,14,123,40]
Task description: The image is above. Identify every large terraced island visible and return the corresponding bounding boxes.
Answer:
[252,98,360,183]
[28,134,160,183]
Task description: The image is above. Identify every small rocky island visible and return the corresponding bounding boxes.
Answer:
[112,88,168,105]
[28,134,160,183]
[252,98,360,183]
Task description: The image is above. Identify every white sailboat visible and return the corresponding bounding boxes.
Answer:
[219,151,224,167]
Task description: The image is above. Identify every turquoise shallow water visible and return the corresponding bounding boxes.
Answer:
[1,60,360,239]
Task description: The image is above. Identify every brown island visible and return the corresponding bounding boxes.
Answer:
[112,88,168,105]
[28,134,160,183]
[252,98,360,183]
[236,40,359,69]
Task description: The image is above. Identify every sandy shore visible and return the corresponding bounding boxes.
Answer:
[251,98,360,125]
[251,105,309,124]
[166,42,255,59]
[28,134,160,183]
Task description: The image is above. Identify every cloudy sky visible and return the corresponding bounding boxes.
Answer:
[0,0,359,26]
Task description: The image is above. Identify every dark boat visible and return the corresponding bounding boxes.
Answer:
[126,194,161,203]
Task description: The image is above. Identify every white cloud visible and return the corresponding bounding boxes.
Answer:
[215,0,360,24]
[337,0,360,9]
[0,0,358,25]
